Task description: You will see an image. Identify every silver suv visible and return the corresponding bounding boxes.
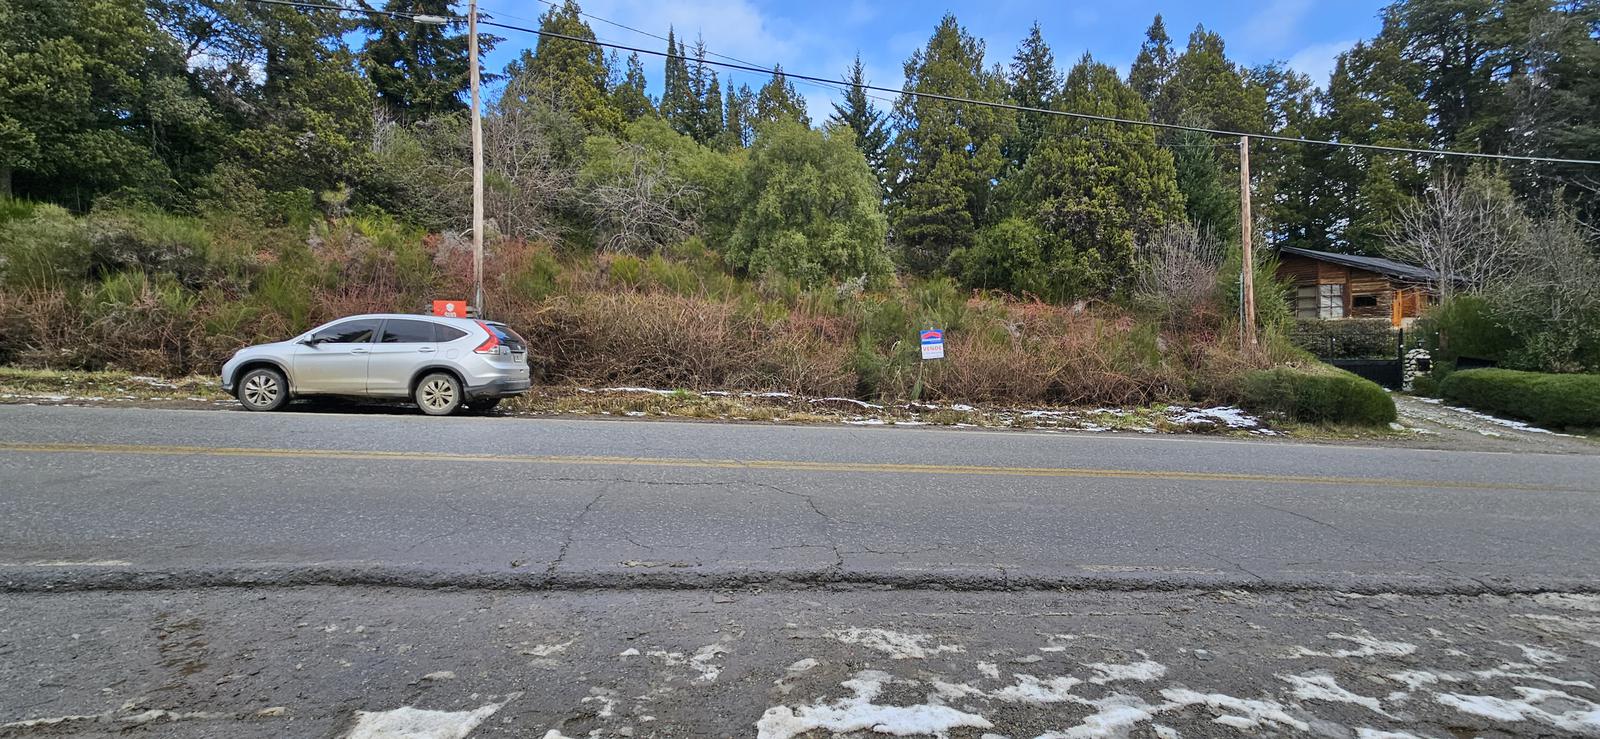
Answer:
[221,314,531,415]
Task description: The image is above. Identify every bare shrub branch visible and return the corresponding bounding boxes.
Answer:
[1385,173,1527,300]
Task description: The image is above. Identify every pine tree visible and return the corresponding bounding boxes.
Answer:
[610,51,654,121]
[827,55,888,188]
[1013,54,1184,299]
[1309,34,1431,254]
[1127,15,1174,110]
[755,65,810,128]
[1163,25,1265,132]
[661,28,693,134]
[684,38,723,143]
[887,14,1013,274]
[720,83,757,149]
[359,0,470,122]
[1004,22,1060,174]
[1171,129,1237,246]
[514,0,620,132]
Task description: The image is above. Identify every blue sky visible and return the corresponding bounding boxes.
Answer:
[473,0,1390,120]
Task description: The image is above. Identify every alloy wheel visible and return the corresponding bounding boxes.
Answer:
[420,378,456,412]
[242,373,279,408]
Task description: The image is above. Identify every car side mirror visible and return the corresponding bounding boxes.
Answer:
[300,336,323,347]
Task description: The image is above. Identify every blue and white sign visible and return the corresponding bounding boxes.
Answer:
[920,328,945,360]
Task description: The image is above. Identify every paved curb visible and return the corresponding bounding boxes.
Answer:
[4,565,1597,596]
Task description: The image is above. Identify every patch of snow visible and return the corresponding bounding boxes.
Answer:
[756,670,992,739]
[1443,404,1570,435]
[787,658,819,674]
[345,695,516,739]
[421,671,455,681]
[949,404,975,412]
[618,648,639,657]
[598,387,678,395]
[1516,645,1566,665]
[811,397,885,409]
[624,411,646,417]
[689,643,729,682]
[1473,665,1594,689]
[1385,670,1454,691]
[750,391,794,398]
[1436,687,1600,733]
[1355,730,1422,739]
[824,627,964,660]
[1279,673,1389,715]
[1290,632,1417,659]
[1533,594,1600,612]
[989,674,1083,704]
[1036,694,1160,739]
[1159,689,1310,732]
[1084,660,1166,685]
[518,640,572,657]
[977,662,1000,680]
[1166,406,1264,429]
[1151,725,1181,739]
[844,418,886,425]
[581,689,617,718]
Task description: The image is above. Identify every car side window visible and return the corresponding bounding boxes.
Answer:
[311,319,381,344]
[435,324,468,342]
[380,319,437,344]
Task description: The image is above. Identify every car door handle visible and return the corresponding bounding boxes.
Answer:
[351,348,369,354]
[417,347,435,353]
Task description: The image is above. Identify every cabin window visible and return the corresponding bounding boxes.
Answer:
[1352,294,1379,308]
[1295,284,1345,318]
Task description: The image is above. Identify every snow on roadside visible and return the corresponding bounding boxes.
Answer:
[756,671,992,739]
[824,628,964,660]
[345,694,518,739]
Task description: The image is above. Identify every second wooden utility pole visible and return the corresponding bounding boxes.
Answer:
[1239,135,1257,348]
[468,0,485,318]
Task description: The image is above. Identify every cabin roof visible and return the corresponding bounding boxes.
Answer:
[1277,246,1439,283]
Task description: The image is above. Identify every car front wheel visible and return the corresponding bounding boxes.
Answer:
[237,367,289,412]
[415,372,463,416]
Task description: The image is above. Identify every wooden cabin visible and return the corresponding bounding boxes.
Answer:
[1274,246,1438,327]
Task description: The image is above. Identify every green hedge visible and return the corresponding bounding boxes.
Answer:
[1439,368,1600,428]
[1241,367,1397,426]
[1289,318,1398,359]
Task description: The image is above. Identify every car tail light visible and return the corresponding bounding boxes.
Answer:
[473,321,508,355]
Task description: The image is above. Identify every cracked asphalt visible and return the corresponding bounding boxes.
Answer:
[4,405,1600,737]
[2,404,1598,593]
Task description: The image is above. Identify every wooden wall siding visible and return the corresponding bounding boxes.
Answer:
[1276,254,1320,284]
[1274,252,1434,320]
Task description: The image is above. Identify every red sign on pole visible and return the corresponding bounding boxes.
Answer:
[432,300,468,318]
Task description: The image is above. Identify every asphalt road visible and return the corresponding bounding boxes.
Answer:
[2,404,1599,593]
[4,587,1600,738]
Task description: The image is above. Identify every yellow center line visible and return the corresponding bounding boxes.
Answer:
[0,441,1583,493]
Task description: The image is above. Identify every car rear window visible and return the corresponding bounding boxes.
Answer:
[436,324,468,342]
[380,319,437,343]
[487,323,526,351]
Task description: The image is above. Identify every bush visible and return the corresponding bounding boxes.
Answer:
[1241,366,1397,426]
[1439,368,1600,428]
[1289,319,1399,359]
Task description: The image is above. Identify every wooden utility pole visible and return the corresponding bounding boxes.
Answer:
[1239,135,1257,348]
[468,0,485,318]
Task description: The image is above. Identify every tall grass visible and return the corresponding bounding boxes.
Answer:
[0,201,1280,405]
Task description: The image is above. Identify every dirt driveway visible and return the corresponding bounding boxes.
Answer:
[1390,393,1598,454]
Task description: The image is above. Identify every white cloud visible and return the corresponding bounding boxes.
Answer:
[1288,38,1355,87]
[1240,0,1313,54]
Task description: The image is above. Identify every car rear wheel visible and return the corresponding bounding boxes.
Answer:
[237,367,288,412]
[415,372,462,416]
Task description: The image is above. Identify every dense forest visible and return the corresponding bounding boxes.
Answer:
[1,0,1598,389]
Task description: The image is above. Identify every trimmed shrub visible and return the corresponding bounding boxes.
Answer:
[1439,368,1600,428]
[1241,366,1396,426]
[1289,318,1398,359]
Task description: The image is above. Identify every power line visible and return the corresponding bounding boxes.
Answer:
[242,0,1600,167]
